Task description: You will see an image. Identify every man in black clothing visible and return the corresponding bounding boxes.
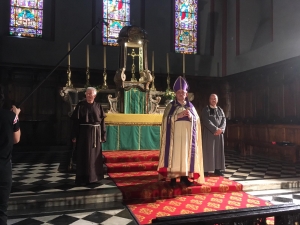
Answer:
[0,86,21,225]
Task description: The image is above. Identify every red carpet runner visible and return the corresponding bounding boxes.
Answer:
[103,150,274,225]
[127,192,273,225]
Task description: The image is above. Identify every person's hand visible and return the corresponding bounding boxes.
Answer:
[214,128,222,135]
[72,138,76,143]
[11,105,21,116]
[184,109,191,119]
[178,110,191,119]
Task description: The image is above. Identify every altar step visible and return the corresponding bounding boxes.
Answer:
[240,178,300,193]
[241,178,300,205]
[106,161,158,173]
[246,187,300,205]
[104,150,159,173]
[8,182,122,213]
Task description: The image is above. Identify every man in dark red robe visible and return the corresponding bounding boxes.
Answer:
[71,87,106,185]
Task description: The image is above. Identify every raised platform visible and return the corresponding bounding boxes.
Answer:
[103,114,163,151]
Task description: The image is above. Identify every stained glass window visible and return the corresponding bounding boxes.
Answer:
[175,0,198,54]
[103,0,130,46]
[9,0,43,38]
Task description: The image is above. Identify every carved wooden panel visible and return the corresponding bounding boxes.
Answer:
[251,125,266,142]
[239,124,249,141]
[226,124,300,146]
[244,90,253,118]
[253,87,267,118]
[225,124,240,148]
[230,92,236,119]
[267,126,285,142]
[234,91,245,118]
[284,126,300,145]
[283,81,297,118]
[269,85,284,119]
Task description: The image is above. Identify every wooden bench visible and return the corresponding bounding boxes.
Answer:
[240,140,300,163]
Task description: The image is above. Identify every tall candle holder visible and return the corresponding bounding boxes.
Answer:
[150,71,156,91]
[85,67,90,86]
[166,72,171,92]
[66,65,73,87]
[101,68,108,89]
[150,51,156,91]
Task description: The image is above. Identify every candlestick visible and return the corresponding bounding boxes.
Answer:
[167,53,169,74]
[68,42,70,66]
[152,51,154,71]
[104,47,106,68]
[183,53,185,74]
[86,45,89,68]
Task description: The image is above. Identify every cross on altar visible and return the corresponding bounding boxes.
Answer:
[128,49,139,81]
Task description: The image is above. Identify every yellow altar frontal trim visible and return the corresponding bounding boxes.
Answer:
[105,114,163,126]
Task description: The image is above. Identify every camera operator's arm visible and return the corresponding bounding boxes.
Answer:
[11,105,21,144]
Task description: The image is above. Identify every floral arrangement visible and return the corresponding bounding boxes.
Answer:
[163,90,176,100]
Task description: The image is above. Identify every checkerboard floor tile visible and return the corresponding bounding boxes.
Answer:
[10,152,116,195]
[8,208,137,225]
[223,151,300,180]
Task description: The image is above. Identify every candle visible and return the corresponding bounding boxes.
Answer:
[152,51,154,71]
[68,42,70,66]
[86,45,89,68]
[104,46,106,68]
[183,53,185,74]
[167,53,169,74]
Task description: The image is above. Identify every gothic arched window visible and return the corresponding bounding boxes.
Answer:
[103,0,130,46]
[9,0,44,38]
[175,0,198,54]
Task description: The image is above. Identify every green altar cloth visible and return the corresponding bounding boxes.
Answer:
[102,114,163,151]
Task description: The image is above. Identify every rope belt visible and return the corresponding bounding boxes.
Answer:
[80,124,100,147]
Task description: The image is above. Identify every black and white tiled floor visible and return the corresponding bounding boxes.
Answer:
[8,208,136,225]
[7,149,300,225]
[224,151,300,181]
[11,151,114,195]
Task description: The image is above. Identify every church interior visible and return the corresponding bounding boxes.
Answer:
[2,0,300,224]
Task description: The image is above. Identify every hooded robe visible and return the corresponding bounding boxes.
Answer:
[71,100,106,184]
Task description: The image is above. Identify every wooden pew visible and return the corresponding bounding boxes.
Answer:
[240,140,300,163]
[226,123,300,163]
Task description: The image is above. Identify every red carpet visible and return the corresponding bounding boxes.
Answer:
[103,151,243,202]
[109,171,243,202]
[128,192,274,225]
[103,150,159,163]
[103,150,274,225]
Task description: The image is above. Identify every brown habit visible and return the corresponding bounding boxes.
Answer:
[71,100,106,184]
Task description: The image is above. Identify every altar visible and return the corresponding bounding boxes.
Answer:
[103,114,163,151]
[59,25,168,152]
